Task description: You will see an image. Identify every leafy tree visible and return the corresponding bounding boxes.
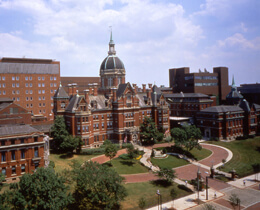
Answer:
[157,168,176,184]
[203,203,216,210]
[103,139,112,146]
[171,125,202,151]
[60,135,82,154]
[8,167,73,210]
[126,144,139,160]
[140,116,159,144]
[228,193,241,209]
[71,161,127,210]
[170,188,177,207]
[51,116,69,152]
[157,132,164,142]
[138,197,146,209]
[105,143,118,163]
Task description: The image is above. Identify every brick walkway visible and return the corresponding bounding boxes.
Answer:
[122,172,158,183]
[90,148,127,164]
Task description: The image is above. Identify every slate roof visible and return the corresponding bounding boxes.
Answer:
[31,124,53,133]
[253,103,260,111]
[200,105,243,113]
[239,99,250,112]
[54,85,69,98]
[89,95,108,109]
[0,103,11,111]
[100,55,125,70]
[164,93,209,98]
[65,95,82,112]
[117,83,128,98]
[0,124,41,137]
[0,98,13,103]
[136,93,147,107]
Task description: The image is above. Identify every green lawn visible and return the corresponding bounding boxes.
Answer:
[151,155,189,169]
[107,158,149,174]
[151,148,212,169]
[207,137,260,177]
[121,181,192,210]
[49,153,98,173]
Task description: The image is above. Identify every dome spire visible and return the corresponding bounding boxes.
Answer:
[108,26,116,55]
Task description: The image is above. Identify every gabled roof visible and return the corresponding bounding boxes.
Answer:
[0,124,41,137]
[239,99,250,112]
[200,105,243,113]
[0,103,11,111]
[253,103,260,111]
[89,95,108,109]
[65,95,82,112]
[117,82,135,98]
[0,98,13,103]
[54,84,69,99]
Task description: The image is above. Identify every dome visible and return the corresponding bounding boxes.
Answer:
[100,55,125,71]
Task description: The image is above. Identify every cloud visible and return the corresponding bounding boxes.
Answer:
[218,33,260,50]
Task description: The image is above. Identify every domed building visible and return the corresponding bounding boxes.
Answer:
[100,32,126,91]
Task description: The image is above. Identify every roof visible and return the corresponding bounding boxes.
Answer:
[253,103,260,111]
[0,102,11,111]
[89,95,108,109]
[0,124,41,137]
[239,99,250,112]
[200,105,243,113]
[54,85,69,98]
[0,62,59,74]
[0,98,13,103]
[65,95,82,112]
[31,123,53,133]
[164,93,210,98]
[100,55,125,70]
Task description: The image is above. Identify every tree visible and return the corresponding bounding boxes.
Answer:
[126,144,139,160]
[203,204,216,210]
[138,197,146,209]
[157,168,176,184]
[105,143,118,163]
[60,135,82,154]
[170,188,177,208]
[71,161,127,210]
[51,116,69,152]
[171,125,202,151]
[228,193,241,210]
[9,167,73,210]
[140,116,159,144]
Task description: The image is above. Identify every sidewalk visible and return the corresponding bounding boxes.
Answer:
[147,189,224,210]
[228,172,260,189]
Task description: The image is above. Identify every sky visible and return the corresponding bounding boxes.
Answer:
[0,0,259,87]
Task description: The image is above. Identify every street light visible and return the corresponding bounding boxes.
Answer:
[197,166,201,204]
[156,190,162,210]
[205,171,209,200]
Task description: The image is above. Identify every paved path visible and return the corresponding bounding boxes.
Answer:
[90,148,127,164]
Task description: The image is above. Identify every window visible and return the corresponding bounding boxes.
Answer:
[2,84,5,88]
[34,147,39,157]
[1,141,5,146]
[26,97,29,101]
[21,149,25,159]
[42,83,45,87]
[16,83,19,87]
[42,90,45,94]
[50,83,53,87]
[38,90,41,94]
[30,83,32,87]
[25,83,28,87]
[39,103,41,107]
[21,164,25,173]
[30,90,33,94]
[29,76,32,80]
[11,150,15,160]
[17,97,20,101]
[34,137,38,142]
[16,90,19,94]
[39,97,41,100]
[12,90,15,94]
[54,83,57,87]
[50,76,53,80]
[1,152,6,162]
[12,166,16,175]
[54,77,57,80]
[16,76,19,80]
[42,96,45,100]
[11,139,15,145]
[2,76,5,80]
[1,168,6,176]
[43,103,45,107]
[38,77,41,80]
[3,90,5,95]
[42,76,45,80]
[12,83,15,87]
[25,76,28,80]
[12,76,15,81]
[38,83,41,87]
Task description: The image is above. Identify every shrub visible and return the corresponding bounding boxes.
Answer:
[82,148,105,155]
[177,184,193,192]
[119,154,131,160]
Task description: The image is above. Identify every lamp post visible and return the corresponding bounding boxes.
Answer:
[156,190,162,210]
[205,171,209,200]
[197,167,201,204]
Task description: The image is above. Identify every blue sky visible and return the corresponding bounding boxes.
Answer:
[0,0,259,87]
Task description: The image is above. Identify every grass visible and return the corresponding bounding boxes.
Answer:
[49,153,98,173]
[151,147,212,169]
[207,136,260,177]
[151,155,189,169]
[121,181,192,210]
[105,158,149,174]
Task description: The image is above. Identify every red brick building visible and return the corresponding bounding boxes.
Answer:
[0,57,60,122]
[54,34,170,147]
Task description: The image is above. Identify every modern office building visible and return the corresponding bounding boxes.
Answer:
[0,57,60,122]
[169,67,230,104]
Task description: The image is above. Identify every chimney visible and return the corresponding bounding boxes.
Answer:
[93,83,98,96]
[146,89,151,99]
[135,85,138,94]
[71,83,77,95]
[68,84,72,96]
[142,84,146,93]
[84,89,89,104]
[112,88,117,102]
[148,83,152,89]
